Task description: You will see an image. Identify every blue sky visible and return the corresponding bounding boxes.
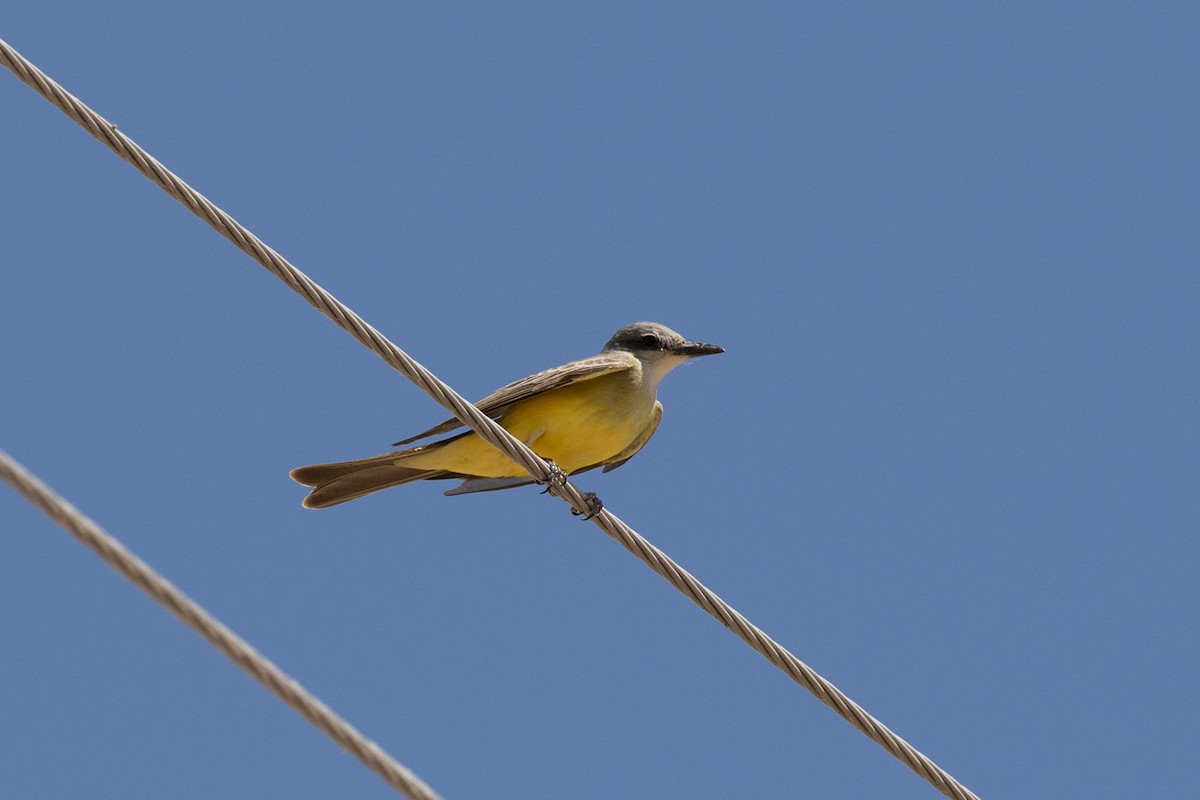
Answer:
[2,3,1197,798]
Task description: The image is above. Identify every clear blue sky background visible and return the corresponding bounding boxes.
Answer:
[2,4,1196,798]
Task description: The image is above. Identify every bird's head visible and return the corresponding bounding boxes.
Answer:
[603,322,724,386]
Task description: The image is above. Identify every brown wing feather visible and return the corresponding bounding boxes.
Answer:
[393,351,634,445]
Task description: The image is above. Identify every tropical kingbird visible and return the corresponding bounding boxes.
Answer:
[291,321,723,508]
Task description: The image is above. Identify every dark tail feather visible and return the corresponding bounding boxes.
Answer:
[290,453,448,509]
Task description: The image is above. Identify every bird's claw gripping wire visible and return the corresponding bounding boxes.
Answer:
[538,459,568,494]
[571,492,604,520]
[537,461,601,518]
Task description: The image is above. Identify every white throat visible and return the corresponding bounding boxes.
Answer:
[637,353,690,395]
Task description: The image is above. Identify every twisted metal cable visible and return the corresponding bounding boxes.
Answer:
[0,449,442,800]
[0,36,571,512]
[1,36,979,800]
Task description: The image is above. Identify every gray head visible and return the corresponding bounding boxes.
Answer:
[602,322,723,389]
[602,322,724,360]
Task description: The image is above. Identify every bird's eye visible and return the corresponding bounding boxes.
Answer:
[640,334,660,348]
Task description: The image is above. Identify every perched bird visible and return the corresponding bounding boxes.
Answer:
[291,322,723,508]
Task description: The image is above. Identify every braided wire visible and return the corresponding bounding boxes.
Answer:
[0,449,442,800]
[1,36,979,800]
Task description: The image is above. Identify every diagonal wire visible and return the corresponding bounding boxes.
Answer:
[1,36,980,800]
[0,448,442,800]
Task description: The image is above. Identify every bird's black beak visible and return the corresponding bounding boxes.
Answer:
[676,341,725,358]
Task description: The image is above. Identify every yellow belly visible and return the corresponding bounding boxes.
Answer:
[402,370,653,477]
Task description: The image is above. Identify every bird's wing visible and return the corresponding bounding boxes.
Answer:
[601,400,663,473]
[393,351,636,445]
[442,475,538,495]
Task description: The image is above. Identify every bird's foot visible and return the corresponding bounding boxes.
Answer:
[571,492,604,520]
[537,461,601,518]
[539,459,568,494]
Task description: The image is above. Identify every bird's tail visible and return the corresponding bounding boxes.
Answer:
[290,451,450,509]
